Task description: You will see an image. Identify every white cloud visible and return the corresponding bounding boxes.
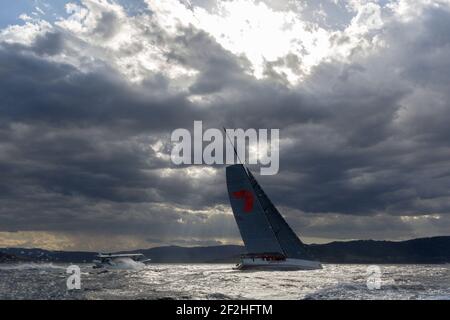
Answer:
[388,0,450,21]
[147,0,335,83]
[0,19,52,44]
[2,0,393,86]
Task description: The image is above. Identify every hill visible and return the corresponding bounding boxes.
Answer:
[1,236,449,264]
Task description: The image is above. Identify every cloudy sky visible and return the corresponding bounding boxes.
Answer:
[1,0,450,251]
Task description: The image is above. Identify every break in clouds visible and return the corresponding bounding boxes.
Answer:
[0,0,450,251]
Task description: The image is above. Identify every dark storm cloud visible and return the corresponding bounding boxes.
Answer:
[0,24,239,239]
[1,1,450,248]
[0,43,206,131]
[251,5,450,220]
[93,11,121,39]
[33,32,65,56]
[164,27,253,95]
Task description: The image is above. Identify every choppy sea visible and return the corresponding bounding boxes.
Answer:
[0,263,449,300]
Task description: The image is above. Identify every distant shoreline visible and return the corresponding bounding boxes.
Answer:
[1,236,449,264]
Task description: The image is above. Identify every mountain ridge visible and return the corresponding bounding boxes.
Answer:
[1,236,449,264]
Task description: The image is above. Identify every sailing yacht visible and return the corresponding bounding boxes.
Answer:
[226,164,322,270]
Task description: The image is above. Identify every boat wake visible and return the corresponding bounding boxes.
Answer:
[103,257,145,270]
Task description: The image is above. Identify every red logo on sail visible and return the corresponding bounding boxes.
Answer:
[233,190,254,213]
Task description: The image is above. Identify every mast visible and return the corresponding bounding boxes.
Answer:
[223,127,244,165]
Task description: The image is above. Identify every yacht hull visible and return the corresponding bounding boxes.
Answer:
[235,258,322,271]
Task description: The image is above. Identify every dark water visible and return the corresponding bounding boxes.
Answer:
[0,263,449,300]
